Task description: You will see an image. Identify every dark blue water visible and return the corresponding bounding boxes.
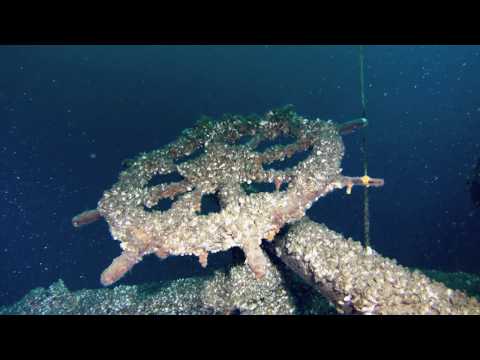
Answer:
[1,45,479,307]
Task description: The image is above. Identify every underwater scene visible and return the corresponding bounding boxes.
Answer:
[1,45,480,315]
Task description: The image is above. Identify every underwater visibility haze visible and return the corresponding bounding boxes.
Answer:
[1,45,480,314]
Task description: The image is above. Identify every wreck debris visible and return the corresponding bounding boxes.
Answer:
[72,209,102,228]
[0,259,299,315]
[68,107,480,315]
[65,106,480,314]
[275,218,480,315]
[74,106,382,286]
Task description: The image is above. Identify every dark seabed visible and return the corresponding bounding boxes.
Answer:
[1,45,480,313]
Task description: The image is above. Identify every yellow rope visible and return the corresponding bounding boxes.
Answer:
[359,45,371,249]
[359,45,367,117]
[362,135,370,248]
